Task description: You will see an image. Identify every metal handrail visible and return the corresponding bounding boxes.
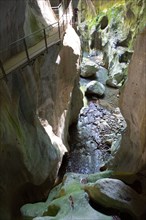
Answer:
[0,0,65,54]
[0,21,60,54]
[0,1,72,80]
[52,3,62,9]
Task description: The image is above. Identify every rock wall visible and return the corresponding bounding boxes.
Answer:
[0,0,26,61]
[108,27,146,172]
[77,0,146,173]
[0,0,57,62]
[78,0,146,87]
[0,30,82,220]
[0,1,82,219]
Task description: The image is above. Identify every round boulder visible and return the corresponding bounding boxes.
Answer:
[80,58,99,78]
[85,80,105,97]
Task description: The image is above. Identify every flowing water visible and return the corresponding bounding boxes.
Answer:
[66,69,126,174]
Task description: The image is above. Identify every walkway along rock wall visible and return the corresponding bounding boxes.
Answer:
[0,1,82,219]
[0,26,82,220]
[0,0,57,62]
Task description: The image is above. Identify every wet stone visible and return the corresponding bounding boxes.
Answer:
[67,102,126,174]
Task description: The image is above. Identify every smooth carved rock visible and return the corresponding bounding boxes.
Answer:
[21,173,112,220]
[83,178,146,219]
[80,58,99,77]
[0,22,82,220]
[21,171,146,220]
[108,28,146,172]
[85,80,105,97]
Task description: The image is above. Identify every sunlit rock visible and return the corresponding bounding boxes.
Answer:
[21,171,146,219]
[21,173,113,220]
[83,178,146,220]
[0,1,82,219]
[80,57,99,77]
[85,80,105,97]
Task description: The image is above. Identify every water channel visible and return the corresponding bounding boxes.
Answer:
[66,52,127,175]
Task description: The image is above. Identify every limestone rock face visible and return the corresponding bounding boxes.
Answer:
[107,28,146,172]
[24,0,57,47]
[0,0,26,62]
[78,0,146,85]
[0,0,57,62]
[78,0,146,173]
[0,2,82,220]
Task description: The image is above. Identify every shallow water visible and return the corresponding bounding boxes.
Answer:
[66,99,126,174]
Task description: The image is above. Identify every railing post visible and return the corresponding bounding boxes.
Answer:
[23,38,30,63]
[58,21,61,39]
[0,59,8,82]
[43,28,48,53]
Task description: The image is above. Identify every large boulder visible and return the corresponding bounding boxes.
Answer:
[80,58,99,77]
[21,172,113,220]
[85,80,105,97]
[21,171,146,220]
[83,178,146,220]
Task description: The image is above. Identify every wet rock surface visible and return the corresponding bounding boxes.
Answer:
[84,178,146,220]
[21,171,146,220]
[67,101,126,174]
[85,80,105,97]
[80,57,99,78]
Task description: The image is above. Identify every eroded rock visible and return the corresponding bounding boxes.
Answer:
[83,178,146,219]
[0,8,82,220]
[85,80,105,97]
[21,171,146,220]
[107,28,146,172]
[80,58,99,78]
[21,173,113,220]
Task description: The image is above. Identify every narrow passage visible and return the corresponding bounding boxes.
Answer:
[66,53,127,174]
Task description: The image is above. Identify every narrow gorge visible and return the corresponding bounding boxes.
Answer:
[0,0,146,220]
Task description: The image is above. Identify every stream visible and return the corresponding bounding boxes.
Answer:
[66,55,127,174]
[64,74,128,219]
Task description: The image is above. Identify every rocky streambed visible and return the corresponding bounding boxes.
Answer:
[67,49,127,174]
[67,96,126,174]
